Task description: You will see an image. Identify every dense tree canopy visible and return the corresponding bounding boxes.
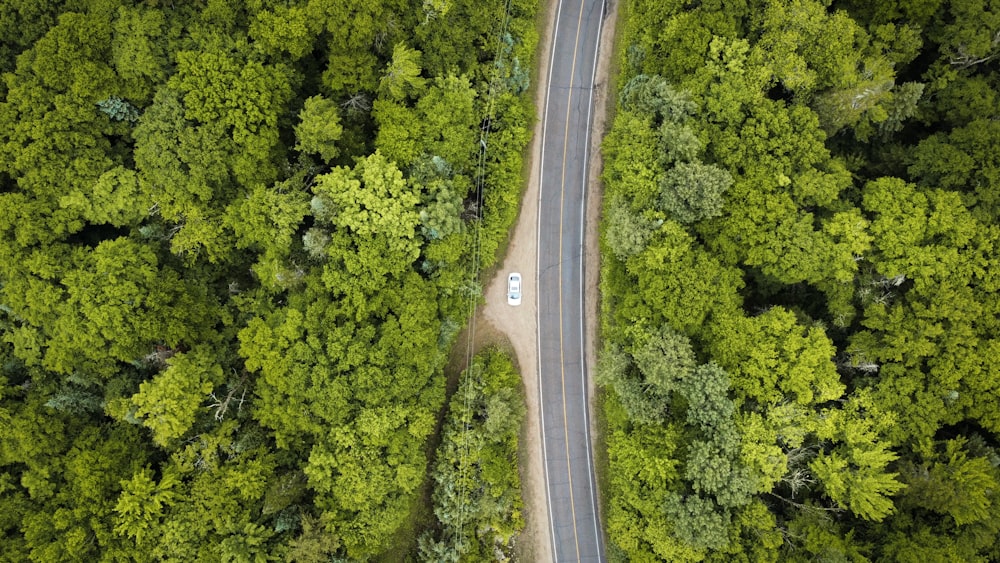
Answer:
[0,0,537,559]
[600,0,1000,560]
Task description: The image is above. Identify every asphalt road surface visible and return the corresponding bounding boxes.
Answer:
[535,0,606,559]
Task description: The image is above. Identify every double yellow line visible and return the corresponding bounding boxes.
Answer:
[555,0,589,558]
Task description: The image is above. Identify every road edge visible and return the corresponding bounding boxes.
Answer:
[583,0,619,556]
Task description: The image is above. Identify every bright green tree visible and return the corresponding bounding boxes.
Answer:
[312,152,422,291]
[131,346,225,447]
[110,6,168,102]
[294,95,344,163]
[621,220,744,337]
[249,4,319,60]
[708,308,844,407]
[901,437,998,526]
[380,42,426,100]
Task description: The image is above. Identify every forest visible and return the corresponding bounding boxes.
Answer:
[0,0,536,560]
[598,0,1000,560]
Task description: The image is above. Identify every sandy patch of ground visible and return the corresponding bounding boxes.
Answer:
[473,0,620,560]
[476,1,556,561]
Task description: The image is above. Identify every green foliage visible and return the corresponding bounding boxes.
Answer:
[784,509,872,562]
[600,0,1000,558]
[0,238,215,378]
[59,166,145,228]
[708,308,844,407]
[603,391,692,561]
[476,91,533,270]
[294,96,344,163]
[249,5,319,60]
[620,220,744,338]
[679,363,735,433]
[239,262,446,556]
[658,121,703,166]
[227,180,311,254]
[662,493,730,550]
[142,425,280,561]
[595,341,671,425]
[862,177,986,291]
[632,324,696,393]
[809,57,895,137]
[285,514,340,562]
[927,0,1000,69]
[110,5,168,102]
[908,118,1000,221]
[96,96,140,123]
[658,162,732,224]
[619,74,697,124]
[311,152,422,290]
[811,448,904,522]
[876,81,925,138]
[375,73,478,171]
[601,111,663,210]
[0,0,537,559]
[131,346,225,447]
[0,0,62,78]
[114,466,180,547]
[301,228,331,260]
[900,437,999,526]
[415,159,467,241]
[808,392,907,522]
[44,383,103,415]
[755,0,885,96]
[9,419,152,562]
[381,42,427,101]
[603,195,660,260]
[171,48,293,187]
[420,348,526,561]
[416,75,479,170]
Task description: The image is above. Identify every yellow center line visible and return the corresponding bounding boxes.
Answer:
[558,0,588,559]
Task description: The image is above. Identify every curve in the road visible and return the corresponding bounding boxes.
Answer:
[536,0,606,559]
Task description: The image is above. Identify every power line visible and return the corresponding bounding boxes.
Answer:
[455,0,517,548]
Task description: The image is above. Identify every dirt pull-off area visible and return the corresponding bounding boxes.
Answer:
[474,0,619,560]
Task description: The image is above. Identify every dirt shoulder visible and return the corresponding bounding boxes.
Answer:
[478,0,553,553]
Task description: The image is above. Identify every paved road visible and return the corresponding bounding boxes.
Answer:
[536,0,606,559]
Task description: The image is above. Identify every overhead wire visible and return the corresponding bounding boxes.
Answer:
[455,0,518,548]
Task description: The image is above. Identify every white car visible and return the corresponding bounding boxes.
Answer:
[507,272,522,306]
